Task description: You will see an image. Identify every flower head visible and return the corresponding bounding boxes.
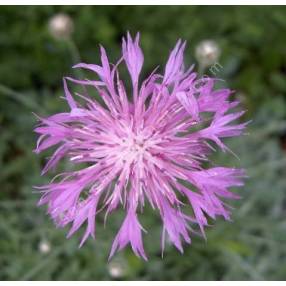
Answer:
[34,32,247,260]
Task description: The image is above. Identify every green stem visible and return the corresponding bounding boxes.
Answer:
[0,83,44,113]
[65,38,88,95]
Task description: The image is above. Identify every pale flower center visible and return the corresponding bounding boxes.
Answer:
[112,126,161,164]
[120,133,148,162]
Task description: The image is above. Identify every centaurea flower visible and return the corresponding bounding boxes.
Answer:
[34,32,247,260]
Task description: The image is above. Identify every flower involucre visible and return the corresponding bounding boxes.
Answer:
[34,32,247,260]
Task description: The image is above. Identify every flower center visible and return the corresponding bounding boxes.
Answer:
[111,125,159,165]
[121,133,147,159]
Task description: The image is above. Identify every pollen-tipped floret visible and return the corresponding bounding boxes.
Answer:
[34,32,247,260]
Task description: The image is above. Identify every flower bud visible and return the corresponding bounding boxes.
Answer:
[108,260,126,278]
[48,13,74,40]
[38,240,51,254]
[195,40,221,67]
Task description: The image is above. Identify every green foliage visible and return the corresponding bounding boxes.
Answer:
[0,6,286,281]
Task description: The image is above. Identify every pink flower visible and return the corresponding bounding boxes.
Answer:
[34,32,247,260]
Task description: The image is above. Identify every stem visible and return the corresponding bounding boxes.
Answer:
[198,63,206,77]
[65,38,88,96]
[0,83,44,112]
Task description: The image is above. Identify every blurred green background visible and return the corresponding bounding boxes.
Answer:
[1,6,286,281]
